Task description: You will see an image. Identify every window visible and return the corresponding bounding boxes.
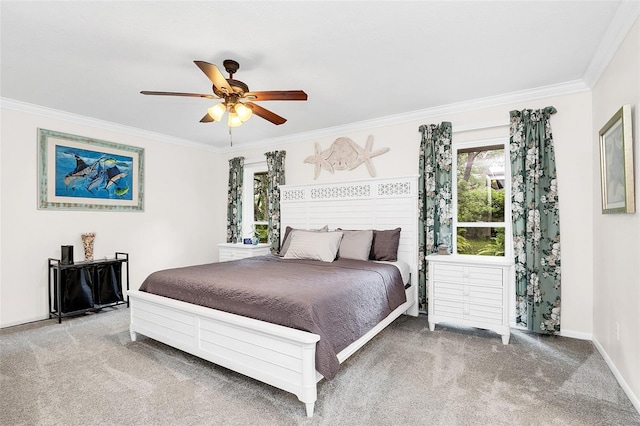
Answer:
[242,163,269,243]
[453,140,511,257]
[252,171,269,243]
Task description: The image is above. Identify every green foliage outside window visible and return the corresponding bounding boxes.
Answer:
[253,172,269,242]
[477,228,505,256]
[456,231,472,253]
[456,147,506,256]
[254,224,269,243]
[457,181,505,223]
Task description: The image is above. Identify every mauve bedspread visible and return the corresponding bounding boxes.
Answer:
[139,254,406,379]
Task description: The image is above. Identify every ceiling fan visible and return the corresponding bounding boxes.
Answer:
[141,59,308,127]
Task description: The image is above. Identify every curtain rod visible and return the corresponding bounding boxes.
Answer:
[452,120,509,134]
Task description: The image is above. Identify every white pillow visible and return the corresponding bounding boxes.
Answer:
[279,225,328,257]
[283,231,343,262]
[338,229,373,261]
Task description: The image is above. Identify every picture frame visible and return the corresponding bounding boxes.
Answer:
[38,129,144,211]
[599,105,635,214]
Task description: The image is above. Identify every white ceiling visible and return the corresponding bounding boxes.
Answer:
[0,1,630,148]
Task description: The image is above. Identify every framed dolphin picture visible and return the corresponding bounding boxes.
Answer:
[38,129,144,211]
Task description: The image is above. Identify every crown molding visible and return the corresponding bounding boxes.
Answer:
[3,78,589,155]
[220,79,589,153]
[582,2,640,88]
[0,97,217,152]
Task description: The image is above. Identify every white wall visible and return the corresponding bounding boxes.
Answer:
[592,17,640,410]
[218,89,595,338]
[0,108,218,327]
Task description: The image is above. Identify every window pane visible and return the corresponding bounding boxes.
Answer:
[457,147,505,222]
[457,227,505,256]
[254,223,269,243]
[254,172,268,222]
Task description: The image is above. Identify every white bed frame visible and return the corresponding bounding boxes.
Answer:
[128,175,419,417]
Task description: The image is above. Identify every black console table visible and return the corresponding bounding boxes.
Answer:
[48,252,129,323]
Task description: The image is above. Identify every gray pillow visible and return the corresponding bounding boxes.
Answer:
[369,228,401,261]
[337,229,374,261]
[283,231,343,262]
[279,225,328,256]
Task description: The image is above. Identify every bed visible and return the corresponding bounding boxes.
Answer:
[128,175,419,417]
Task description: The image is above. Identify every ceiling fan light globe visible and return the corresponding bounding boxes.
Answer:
[208,103,227,121]
[235,103,253,122]
[228,111,243,127]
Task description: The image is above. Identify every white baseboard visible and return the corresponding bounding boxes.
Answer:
[0,314,49,329]
[592,337,640,415]
[503,324,637,415]
[559,328,592,341]
[508,324,593,341]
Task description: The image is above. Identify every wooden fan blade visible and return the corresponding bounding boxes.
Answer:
[140,91,217,99]
[244,90,308,101]
[194,61,232,94]
[246,102,286,125]
[200,112,215,123]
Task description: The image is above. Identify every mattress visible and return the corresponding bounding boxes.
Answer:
[376,259,410,285]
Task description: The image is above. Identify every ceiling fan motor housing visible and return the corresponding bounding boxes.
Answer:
[223,59,240,75]
[212,59,249,96]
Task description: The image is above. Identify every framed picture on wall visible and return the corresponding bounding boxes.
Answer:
[599,105,635,214]
[38,129,145,211]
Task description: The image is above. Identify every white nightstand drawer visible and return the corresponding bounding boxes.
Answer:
[433,264,503,287]
[466,304,503,324]
[433,299,464,318]
[467,285,503,306]
[433,264,465,281]
[433,281,502,306]
[433,299,503,325]
[218,243,271,262]
[468,267,503,287]
[433,281,464,299]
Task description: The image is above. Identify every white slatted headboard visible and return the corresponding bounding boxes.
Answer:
[280,175,419,316]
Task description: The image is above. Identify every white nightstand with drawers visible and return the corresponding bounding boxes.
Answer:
[218,243,271,262]
[427,254,513,344]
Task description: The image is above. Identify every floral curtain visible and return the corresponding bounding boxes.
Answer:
[265,150,286,254]
[418,122,453,312]
[510,107,561,334]
[227,156,244,243]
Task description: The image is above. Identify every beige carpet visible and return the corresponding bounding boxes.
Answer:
[1,306,638,425]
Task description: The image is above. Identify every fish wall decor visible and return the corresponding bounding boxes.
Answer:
[304,135,389,179]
